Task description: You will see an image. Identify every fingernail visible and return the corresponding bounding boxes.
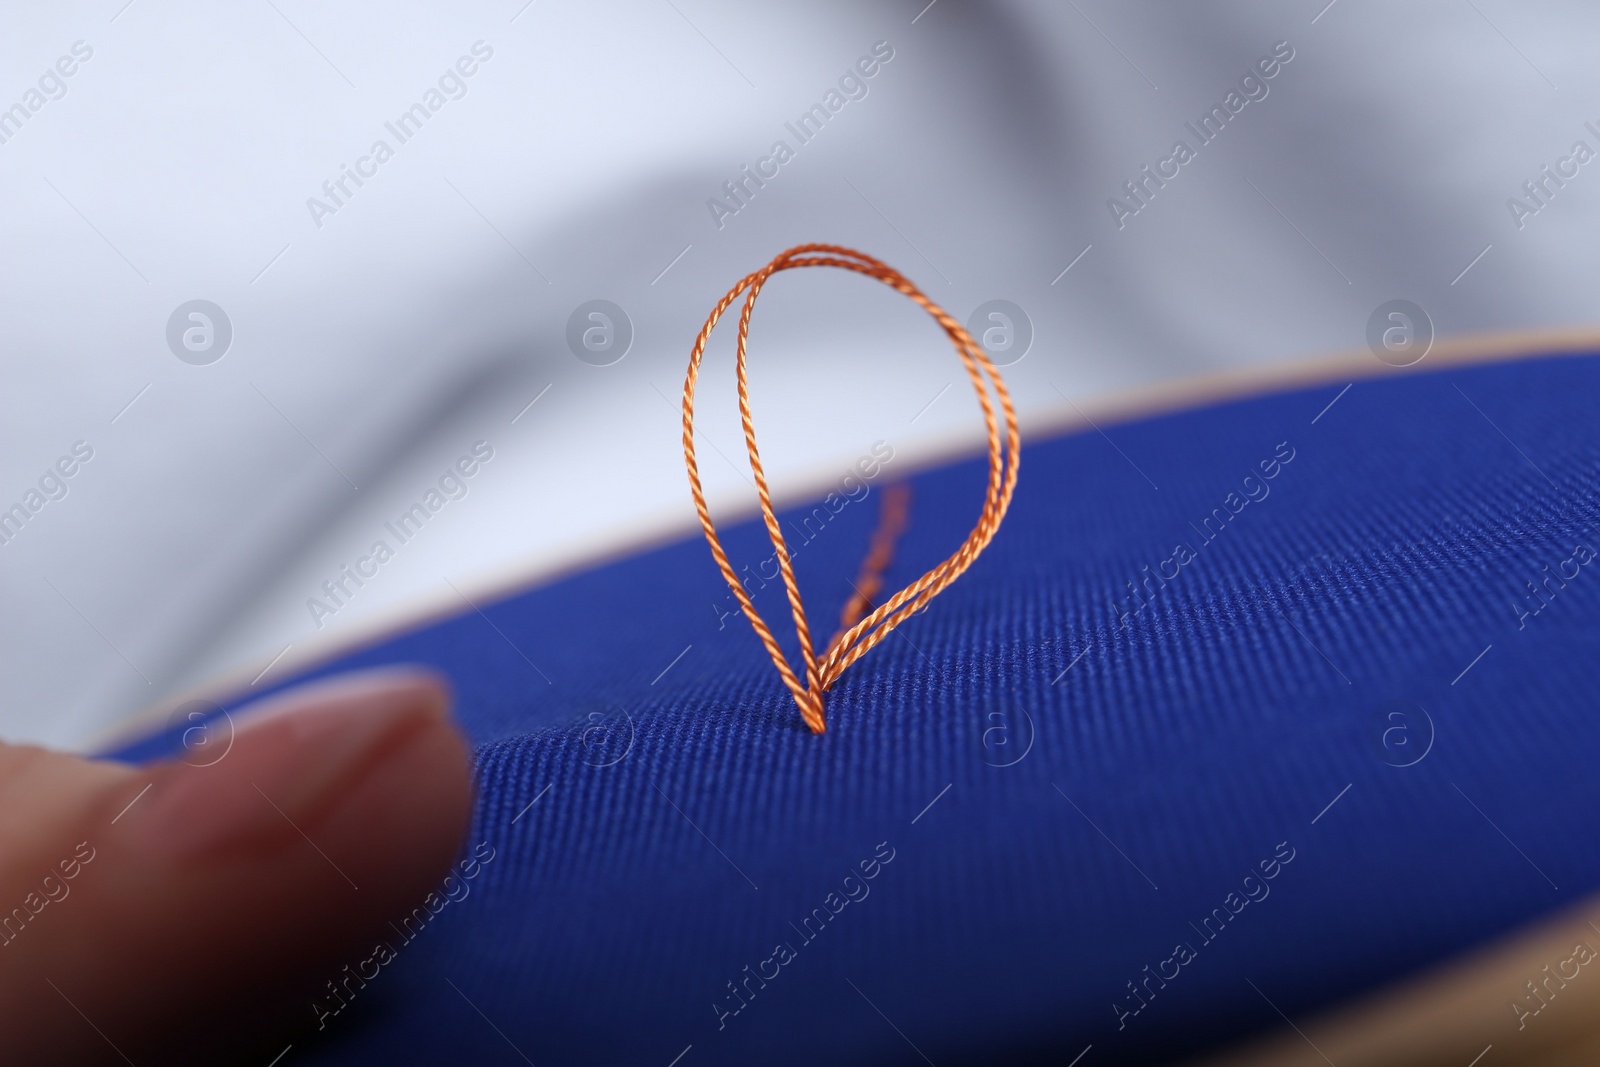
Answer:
[133,669,451,861]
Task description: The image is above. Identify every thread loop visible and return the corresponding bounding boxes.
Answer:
[682,244,1020,733]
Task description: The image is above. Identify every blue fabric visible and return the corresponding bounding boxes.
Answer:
[118,352,1600,1064]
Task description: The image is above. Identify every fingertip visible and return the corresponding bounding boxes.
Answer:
[130,668,464,863]
[54,667,476,1059]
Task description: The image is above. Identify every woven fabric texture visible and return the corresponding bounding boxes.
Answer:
[119,352,1600,1064]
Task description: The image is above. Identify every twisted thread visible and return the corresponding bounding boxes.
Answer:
[831,481,912,653]
[682,244,1020,733]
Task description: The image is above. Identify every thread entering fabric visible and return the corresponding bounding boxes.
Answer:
[831,481,912,652]
[681,244,1021,733]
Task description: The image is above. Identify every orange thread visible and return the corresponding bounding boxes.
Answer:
[682,244,1021,733]
[831,482,912,651]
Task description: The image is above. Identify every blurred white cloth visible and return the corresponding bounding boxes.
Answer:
[1,0,1595,748]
